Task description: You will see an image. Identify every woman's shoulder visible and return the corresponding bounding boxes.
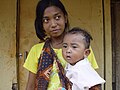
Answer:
[31,42,45,50]
[27,42,45,59]
[29,42,45,54]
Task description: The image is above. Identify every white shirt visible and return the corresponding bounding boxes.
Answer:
[65,58,105,90]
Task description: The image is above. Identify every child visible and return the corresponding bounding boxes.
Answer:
[62,27,105,90]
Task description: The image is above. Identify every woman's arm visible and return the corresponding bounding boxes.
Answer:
[89,84,102,90]
[26,71,36,90]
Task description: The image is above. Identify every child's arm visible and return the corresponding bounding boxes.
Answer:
[26,71,36,90]
[89,84,102,90]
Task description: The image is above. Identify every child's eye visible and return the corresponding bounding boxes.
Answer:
[72,45,77,48]
[62,44,67,48]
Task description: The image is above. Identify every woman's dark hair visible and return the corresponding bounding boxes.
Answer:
[35,0,69,40]
[66,27,93,49]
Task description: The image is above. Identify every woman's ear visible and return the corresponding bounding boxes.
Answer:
[84,49,91,58]
[64,15,68,23]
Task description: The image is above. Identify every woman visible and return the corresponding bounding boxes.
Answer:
[23,0,98,90]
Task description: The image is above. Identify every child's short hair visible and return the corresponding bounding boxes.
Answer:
[66,27,93,49]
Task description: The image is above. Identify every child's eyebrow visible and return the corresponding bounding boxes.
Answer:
[62,43,67,45]
[71,43,78,45]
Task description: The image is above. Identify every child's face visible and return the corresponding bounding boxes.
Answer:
[62,34,89,65]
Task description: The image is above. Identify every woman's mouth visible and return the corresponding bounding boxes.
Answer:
[51,29,60,33]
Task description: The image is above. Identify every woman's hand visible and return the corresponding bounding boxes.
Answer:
[26,71,36,90]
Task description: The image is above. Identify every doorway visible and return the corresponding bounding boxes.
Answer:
[111,0,120,90]
[17,0,107,89]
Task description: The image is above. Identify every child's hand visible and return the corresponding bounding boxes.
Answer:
[58,87,66,90]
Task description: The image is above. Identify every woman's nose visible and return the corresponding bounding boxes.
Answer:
[51,19,57,28]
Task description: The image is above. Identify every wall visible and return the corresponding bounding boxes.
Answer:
[0,0,17,90]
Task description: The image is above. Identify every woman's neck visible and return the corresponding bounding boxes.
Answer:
[50,35,64,49]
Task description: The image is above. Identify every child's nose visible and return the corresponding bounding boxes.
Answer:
[66,48,71,53]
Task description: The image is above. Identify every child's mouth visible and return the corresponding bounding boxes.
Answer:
[66,56,71,60]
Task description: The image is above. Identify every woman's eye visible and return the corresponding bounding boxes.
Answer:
[43,18,49,23]
[55,16,61,20]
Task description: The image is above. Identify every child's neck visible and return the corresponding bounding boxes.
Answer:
[70,57,85,66]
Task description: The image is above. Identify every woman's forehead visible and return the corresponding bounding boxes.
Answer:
[44,6,63,16]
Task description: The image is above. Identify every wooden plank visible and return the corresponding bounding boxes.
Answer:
[103,0,112,89]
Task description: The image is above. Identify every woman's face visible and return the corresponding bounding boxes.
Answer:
[43,6,67,38]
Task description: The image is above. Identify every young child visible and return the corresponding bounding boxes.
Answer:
[62,27,105,90]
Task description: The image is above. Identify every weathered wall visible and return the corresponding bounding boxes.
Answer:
[0,0,17,90]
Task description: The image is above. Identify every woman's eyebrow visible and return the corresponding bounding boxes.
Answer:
[54,13,61,16]
[43,16,48,19]
[43,13,61,18]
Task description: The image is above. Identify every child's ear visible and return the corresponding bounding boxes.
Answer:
[84,49,91,58]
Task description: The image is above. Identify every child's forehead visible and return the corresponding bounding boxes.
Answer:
[64,33,85,41]
[65,33,84,38]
